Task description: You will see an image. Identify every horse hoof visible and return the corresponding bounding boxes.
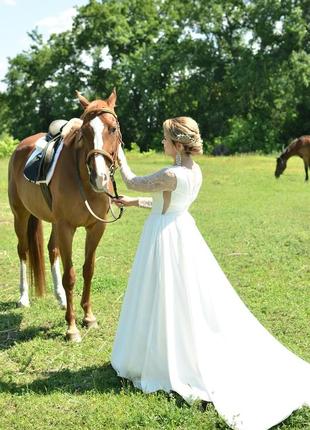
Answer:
[17,300,30,308]
[65,330,82,343]
[82,318,98,329]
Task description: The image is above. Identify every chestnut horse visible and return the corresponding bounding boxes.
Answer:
[275,135,310,181]
[8,89,122,341]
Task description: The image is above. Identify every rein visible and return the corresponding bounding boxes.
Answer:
[75,108,124,223]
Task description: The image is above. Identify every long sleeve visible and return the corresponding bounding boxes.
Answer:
[118,147,177,193]
[138,197,153,209]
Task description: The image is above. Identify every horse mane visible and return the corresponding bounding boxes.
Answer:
[287,138,299,150]
[280,137,299,157]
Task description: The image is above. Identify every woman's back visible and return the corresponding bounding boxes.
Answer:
[151,164,202,215]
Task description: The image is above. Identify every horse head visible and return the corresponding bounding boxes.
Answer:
[275,155,287,178]
[76,89,122,193]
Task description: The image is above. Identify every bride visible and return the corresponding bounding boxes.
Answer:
[111,116,310,430]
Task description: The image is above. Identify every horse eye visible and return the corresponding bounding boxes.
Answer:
[109,127,116,134]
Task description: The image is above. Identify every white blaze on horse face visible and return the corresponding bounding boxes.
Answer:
[51,257,67,309]
[90,117,109,191]
[19,259,30,307]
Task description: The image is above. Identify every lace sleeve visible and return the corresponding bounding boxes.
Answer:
[138,197,153,208]
[118,148,177,192]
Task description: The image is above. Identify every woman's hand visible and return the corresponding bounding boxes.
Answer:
[112,195,139,207]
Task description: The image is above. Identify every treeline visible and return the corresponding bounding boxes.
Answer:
[0,0,309,154]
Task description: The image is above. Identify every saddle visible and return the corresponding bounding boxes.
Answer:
[24,120,68,209]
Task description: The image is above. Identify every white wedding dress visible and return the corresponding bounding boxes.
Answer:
[111,163,310,430]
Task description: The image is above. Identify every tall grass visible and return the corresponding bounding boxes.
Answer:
[0,153,310,429]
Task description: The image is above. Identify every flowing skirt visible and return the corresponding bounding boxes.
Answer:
[111,211,310,430]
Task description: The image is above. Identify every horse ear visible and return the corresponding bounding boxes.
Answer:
[76,90,90,109]
[107,88,117,108]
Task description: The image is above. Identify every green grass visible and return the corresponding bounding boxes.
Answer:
[0,153,310,429]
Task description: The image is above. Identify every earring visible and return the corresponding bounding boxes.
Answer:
[175,152,182,166]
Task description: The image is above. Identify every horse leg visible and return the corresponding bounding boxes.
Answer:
[81,222,106,329]
[14,210,31,307]
[56,220,81,342]
[304,161,309,181]
[48,224,67,309]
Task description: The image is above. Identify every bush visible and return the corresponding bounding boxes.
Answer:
[125,142,156,158]
[210,116,281,155]
[0,132,18,158]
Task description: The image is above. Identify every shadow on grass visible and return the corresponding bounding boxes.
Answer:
[0,362,124,395]
[0,300,18,312]
[0,361,188,408]
[0,304,64,351]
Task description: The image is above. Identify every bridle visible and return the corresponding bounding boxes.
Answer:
[76,107,124,223]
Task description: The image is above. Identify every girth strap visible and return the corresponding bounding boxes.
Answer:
[40,183,53,210]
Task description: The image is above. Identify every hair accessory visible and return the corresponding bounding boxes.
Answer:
[174,132,195,143]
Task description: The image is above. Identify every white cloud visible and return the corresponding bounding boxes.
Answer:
[35,7,78,39]
[0,0,16,5]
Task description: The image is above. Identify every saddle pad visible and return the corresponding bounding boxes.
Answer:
[24,136,64,185]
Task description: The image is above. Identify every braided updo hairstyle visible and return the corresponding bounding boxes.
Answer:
[163,117,203,155]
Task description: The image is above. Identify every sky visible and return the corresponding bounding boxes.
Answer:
[0,0,89,91]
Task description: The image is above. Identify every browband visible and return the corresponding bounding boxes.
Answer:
[82,107,118,120]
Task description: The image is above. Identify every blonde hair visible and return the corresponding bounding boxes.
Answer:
[163,117,203,155]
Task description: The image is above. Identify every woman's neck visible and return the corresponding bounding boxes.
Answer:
[174,153,193,168]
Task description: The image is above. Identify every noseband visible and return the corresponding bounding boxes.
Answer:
[85,148,117,199]
[76,107,124,223]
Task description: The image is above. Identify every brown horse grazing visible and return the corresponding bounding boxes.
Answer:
[8,89,122,342]
[275,135,310,181]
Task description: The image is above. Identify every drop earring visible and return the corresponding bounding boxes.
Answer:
[175,152,182,166]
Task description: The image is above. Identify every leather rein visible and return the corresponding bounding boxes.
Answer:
[75,108,124,223]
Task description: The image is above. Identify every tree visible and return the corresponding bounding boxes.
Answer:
[3,0,309,153]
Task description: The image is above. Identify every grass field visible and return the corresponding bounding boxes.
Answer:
[0,153,310,429]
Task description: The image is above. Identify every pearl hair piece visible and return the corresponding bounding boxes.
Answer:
[174,132,195,143]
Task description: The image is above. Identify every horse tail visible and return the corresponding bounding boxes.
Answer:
[27,214,46,297]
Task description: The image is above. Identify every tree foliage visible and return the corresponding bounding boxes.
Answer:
[1,0,309,153]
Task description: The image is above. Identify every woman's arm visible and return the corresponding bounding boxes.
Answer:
[112,195,153,209]
[138,197,153,208]
[117,146,177,193]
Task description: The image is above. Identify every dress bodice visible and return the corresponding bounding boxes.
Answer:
[151,165,202,215]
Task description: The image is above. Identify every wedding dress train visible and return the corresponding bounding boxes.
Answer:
[111,165,310,430]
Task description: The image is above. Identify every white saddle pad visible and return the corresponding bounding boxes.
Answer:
[24,136,64,185]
